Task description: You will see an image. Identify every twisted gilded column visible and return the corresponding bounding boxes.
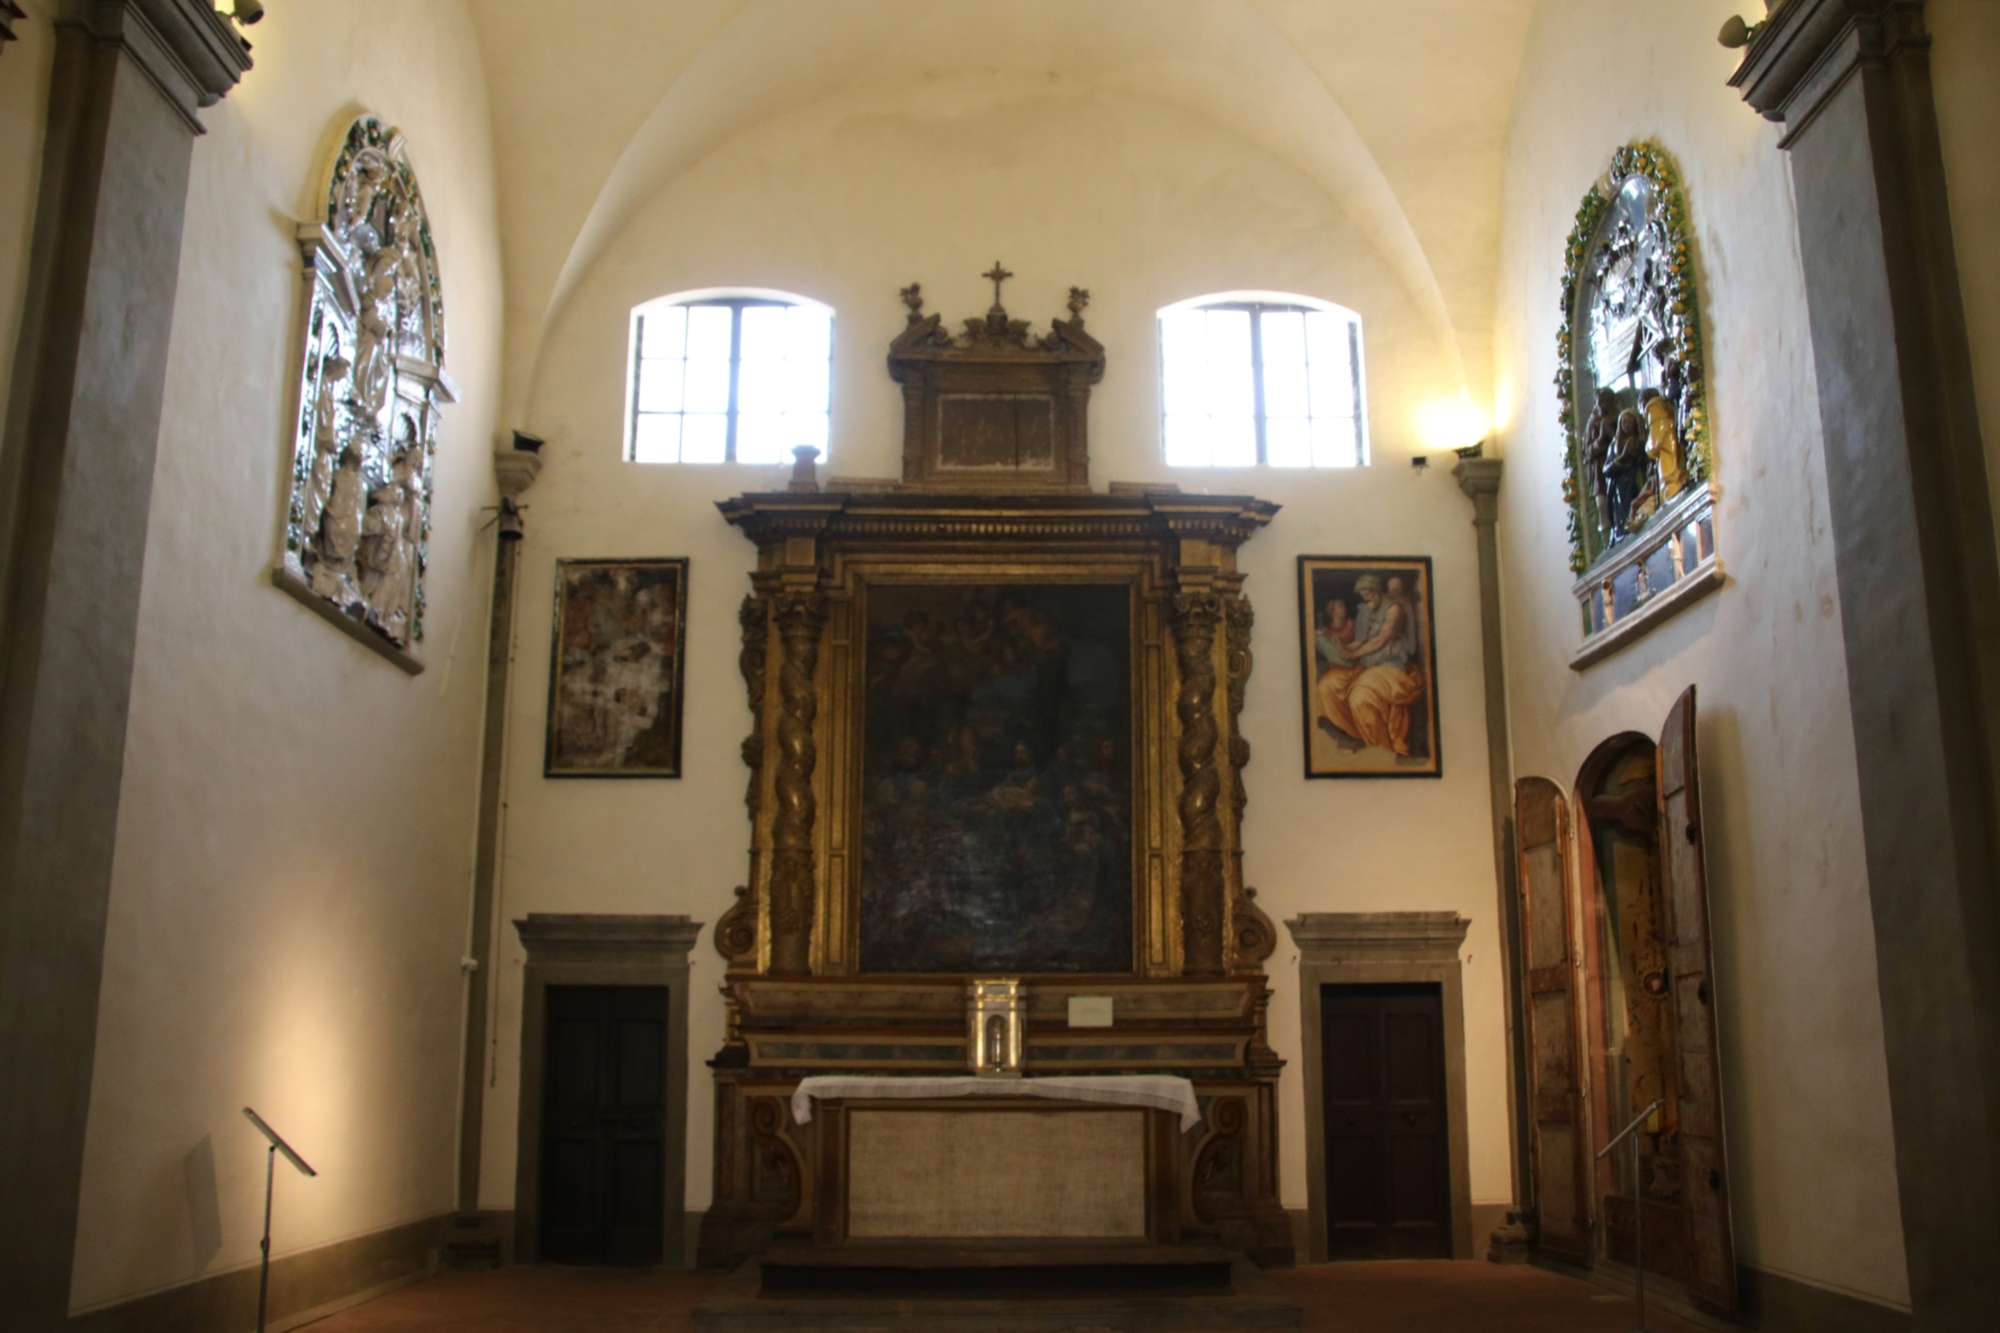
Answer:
[713,595,770,970]
[766,591,826,975]
[1223,594,1276,969]
[1173,593,1227,975]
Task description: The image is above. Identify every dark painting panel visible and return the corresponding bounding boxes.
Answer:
[859,583,1134,973]
[546,558,688,777]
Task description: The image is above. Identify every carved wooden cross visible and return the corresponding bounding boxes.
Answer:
[983,261,1013,309]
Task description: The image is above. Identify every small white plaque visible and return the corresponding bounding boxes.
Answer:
[1067,996,1114,1028]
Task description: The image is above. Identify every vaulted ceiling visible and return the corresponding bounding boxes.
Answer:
[466,0,1542,418]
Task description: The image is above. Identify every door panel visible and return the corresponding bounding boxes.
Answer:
[540,986,670,1265]
[1657,687,1735,1317]
[1515,776,1591,1263]
[1321,983,1450,1259]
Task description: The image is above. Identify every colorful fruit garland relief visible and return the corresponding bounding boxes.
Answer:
[1556,142,1710,575]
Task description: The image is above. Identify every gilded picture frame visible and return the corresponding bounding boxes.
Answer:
[545,557,690,778]
[1297,555,1441,779]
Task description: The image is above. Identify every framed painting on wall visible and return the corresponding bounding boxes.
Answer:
[1297,555,1441,778]
[856,581,1134,973]
[545,558,689,777]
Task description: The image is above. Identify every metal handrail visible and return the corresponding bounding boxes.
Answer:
[1596,1098,1666,1333]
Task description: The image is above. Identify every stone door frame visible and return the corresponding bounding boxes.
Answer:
[512,914,701,1266]
[1287,912,1474,1262]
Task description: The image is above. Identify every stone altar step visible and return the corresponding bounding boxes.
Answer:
[693,1241,1302,1332]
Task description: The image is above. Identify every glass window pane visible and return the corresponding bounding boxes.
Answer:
[1306,313,1355,420]
[1261,312,1308,419]
[737,356,782,413]
[1164,414,1211,467]
[641,306,686,362]
[1267,417,1311,468]
[738,305,787,364]
[1206,312,1254,423]
[787,308,832,365]
[631,413,680,464]
[736,412,787,464]
[1312,414,1359,468]
[684,357,731,414]
[685,304,733,361]
[1211,413,1256,468]
[787,356,830,416]
[637,358,684,414]
[680,412,727,463]
[791,410,829,451]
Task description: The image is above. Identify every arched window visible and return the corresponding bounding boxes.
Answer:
[1159,294,1367,467]
[626,290,832,464]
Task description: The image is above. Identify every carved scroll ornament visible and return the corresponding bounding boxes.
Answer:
[279,115,452,657]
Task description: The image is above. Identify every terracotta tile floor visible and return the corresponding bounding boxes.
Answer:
[304,1262,1708,1332]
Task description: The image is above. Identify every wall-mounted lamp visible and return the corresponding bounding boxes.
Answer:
[1411,455,1430,473]
[1717,15,1759,48]
[496,497,526,543]
[228,0,265,26]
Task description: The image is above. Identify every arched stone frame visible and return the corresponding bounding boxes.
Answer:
[273,114,455,672]
[1286,912,1475,1262]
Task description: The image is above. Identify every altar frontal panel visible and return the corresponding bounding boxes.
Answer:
[847,1107,1146,1238]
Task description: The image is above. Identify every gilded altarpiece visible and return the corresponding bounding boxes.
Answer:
[700,487,1291,1266]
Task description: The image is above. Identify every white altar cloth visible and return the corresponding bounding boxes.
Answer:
[790,1074,1203,1131]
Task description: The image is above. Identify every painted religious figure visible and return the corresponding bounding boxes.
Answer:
[1297,556,1441,778]
[278,115,452,658]
[545,559,690,777]
[858,583,1133,973]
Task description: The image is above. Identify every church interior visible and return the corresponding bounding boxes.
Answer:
[3,2,1998,1331]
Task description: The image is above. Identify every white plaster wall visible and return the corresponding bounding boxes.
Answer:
[482,75,1514,1223]
[69,2,501,1313]
[1492,0,1908,1313]
[1930,0,2000,542]
[0,0,54,445]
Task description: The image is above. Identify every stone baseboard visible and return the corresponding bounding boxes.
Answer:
[68,1212,452,1333]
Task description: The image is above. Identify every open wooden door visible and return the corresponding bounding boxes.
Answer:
[1657,688,1736,1317]
[1515,776,1591,1264]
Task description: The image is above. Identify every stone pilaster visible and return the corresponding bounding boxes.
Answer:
[1731,4,2000,1321]
[0,4,248,1327]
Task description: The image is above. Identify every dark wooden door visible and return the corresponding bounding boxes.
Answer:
[540,985,669,1265]
[1321,982,1451,1259]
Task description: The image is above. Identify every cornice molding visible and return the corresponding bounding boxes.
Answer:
[58,0,251,131]
[1286,911,1470,962]
[1728,0,1928,139]
[718,488,1280,553]
[514,913,703,966]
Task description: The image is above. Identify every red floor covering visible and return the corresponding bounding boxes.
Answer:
[302,1261,1708,1333]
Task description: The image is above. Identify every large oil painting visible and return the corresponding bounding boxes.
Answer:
[859,582,1134,973]
[545,558,688,777]
[1298,555,1441,778]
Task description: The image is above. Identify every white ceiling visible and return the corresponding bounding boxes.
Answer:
[466,0,1543,412]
